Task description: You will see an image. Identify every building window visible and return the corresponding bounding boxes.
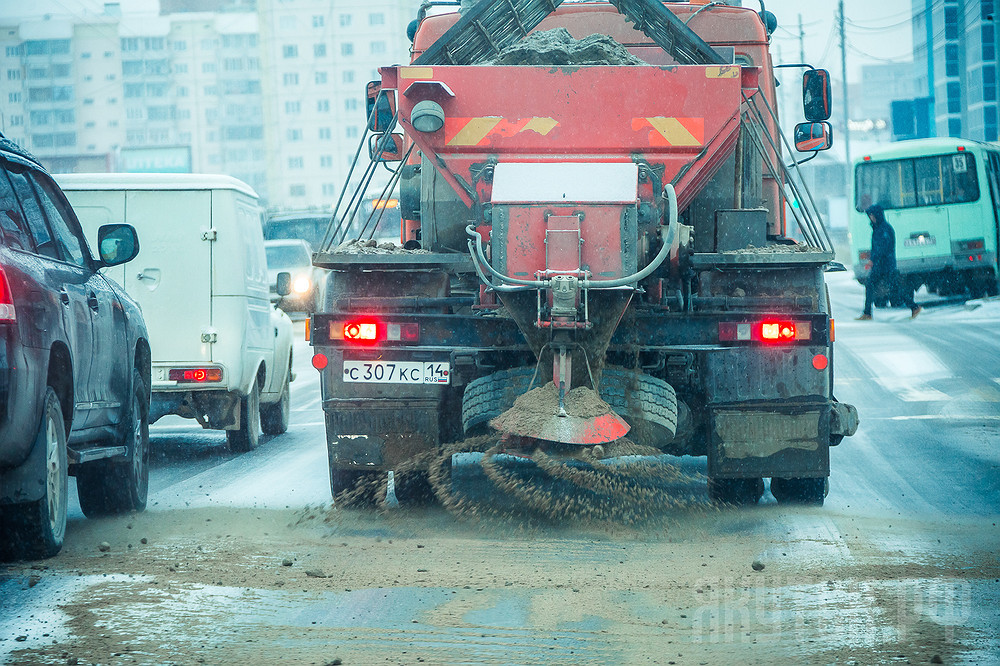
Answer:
[344,98,358,111]
[5,45,23,56]
[322,184,336,196]
[81,52,91,59]
[172,40,187,51]
[288,156,304,169]
[121,37,139,52]
[370,41,386,55]
[83,98,94,105]
[9,116,22,127]
[144,38,164,50]
[317,99,330,112]
[320,155,333,167]
[314,43,327,57]
[339,14,352,27]
[948,117,962,137]
[346,126,358,138]
[174,63,188,74]
[125,83,144,98]
[283,73,299,85]
[947,81,961,113]
[319,127,331,140]
[285,101,301,113]
[945,44,959,78]
[283,45,298,58]
[203,62,217,73]
[290,184,306,196]
[985,65,997,102]
[315,71,328,84]
[343,70,354,84]
[312,15,325,27]
[944,6,958,40]
[8,92,21,103]
[341,43,354,57]
[7,70,20,81]
[287,129,303,141]
[369,13,385,26]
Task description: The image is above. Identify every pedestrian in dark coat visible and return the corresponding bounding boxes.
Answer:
[857,204,921,319]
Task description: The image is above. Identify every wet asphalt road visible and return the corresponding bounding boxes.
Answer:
[2,273,999,665]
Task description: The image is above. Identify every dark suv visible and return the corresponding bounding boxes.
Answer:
[0,136,150,560]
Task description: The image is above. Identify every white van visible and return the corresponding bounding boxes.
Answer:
[56,173,294,451]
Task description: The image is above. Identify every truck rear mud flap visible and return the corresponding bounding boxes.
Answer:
[708,405,831,479]
[325,400,439,469]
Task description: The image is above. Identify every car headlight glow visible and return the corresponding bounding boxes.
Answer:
[293,276,312,294]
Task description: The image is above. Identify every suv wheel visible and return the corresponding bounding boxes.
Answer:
[227,380,261,452]
[77,369,149,516]
[2,388,68,560]
[261,357,291,435]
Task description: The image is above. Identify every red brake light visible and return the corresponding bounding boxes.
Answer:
[0,268,15,322]
[761,321,796,343]
[329,319,419,344]
[169,367,223,382]
[719,320,812,343]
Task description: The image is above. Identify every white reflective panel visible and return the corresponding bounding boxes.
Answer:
[490,162,639,204]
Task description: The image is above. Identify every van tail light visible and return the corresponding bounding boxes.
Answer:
[168,367,223,383]
[0,268,15,322]
[719,320,812,344]
[329,318,419,345]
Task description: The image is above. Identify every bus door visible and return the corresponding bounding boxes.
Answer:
[984,150,1000,269]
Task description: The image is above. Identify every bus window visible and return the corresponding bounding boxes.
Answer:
[855,152,978,211]
[854,158,916,211]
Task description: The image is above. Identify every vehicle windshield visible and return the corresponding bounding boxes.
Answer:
[265,243,311,268]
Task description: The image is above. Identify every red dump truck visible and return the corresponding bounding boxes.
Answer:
[309,0,858,508]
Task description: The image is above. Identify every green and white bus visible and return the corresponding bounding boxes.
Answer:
[850,137,1000,297]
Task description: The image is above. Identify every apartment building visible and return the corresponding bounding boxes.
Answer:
[257,0,416,210]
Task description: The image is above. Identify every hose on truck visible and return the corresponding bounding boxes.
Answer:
[466,183,678,292]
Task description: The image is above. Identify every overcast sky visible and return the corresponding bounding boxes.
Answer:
[3,0,916,85]
[761,0,914,82]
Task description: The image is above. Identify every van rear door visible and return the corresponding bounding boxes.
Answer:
[123,189,213,365]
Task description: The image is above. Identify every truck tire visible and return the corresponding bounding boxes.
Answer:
[261,357,291,435]
[708,477,764,505]
[770,477,827,506]
[227,381,261,452]
[77,369,150,517]
[2,388,68,560]
[462,366,677,447]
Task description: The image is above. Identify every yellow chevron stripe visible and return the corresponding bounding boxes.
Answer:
[521,117,559,135]
[644,117,701,146]
[447,117,503,146]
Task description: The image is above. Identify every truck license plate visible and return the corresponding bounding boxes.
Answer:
[342,360,450,384]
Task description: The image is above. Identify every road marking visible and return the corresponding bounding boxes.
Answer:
[873,414,1000,421]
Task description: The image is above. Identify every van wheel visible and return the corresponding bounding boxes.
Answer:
[227,381,261,452]
[77,369,149,517]
[261,359,291,435]
[770,477,827,506]
[2,388,68,560]
[708,477,764,505]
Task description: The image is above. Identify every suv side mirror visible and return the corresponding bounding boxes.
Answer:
[802,69,832,122]
[97,224,140,266]
[794,121,833,152]
[276,271,292,297]
[365,80,396,133]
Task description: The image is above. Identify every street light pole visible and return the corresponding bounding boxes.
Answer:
[839,0,851,190]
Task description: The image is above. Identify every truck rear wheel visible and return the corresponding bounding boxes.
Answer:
[462,366,677,447]
[708,477,764,505]
[227,381,261,452]
[769,477,827,505]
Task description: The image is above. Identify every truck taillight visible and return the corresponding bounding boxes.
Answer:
[719,320,811,344]
[330,319,419,344]
[0,268,14,322]
[168,367,223,382]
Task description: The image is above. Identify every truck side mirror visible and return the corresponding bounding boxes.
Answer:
[365,80,396,133]
[793,121,833,152]
[97,223,140,266]
[370,133,404,162]
[276,271,292,297]
[802,69,832,122]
